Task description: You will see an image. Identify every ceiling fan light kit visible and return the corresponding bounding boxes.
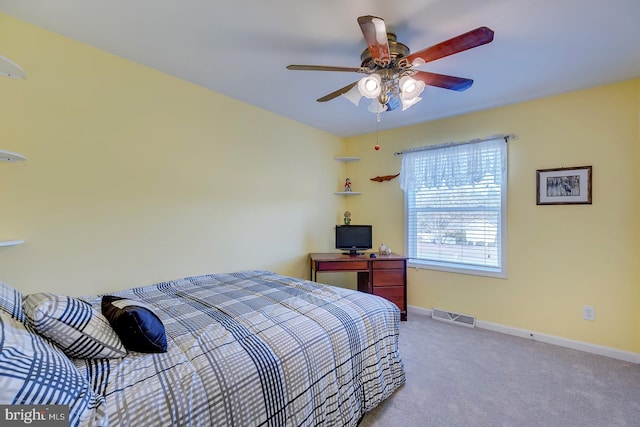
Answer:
[287,15,494,115]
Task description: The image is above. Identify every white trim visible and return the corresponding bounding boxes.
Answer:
[407,305,640,364]
[407,259,506,279]
[409,305,433,317]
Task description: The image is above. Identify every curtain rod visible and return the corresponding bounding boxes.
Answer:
[393,133,516,157]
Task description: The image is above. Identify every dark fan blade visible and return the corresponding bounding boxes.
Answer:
[287,65,361,72]
[357,15,391,63]
[412,71,473,91]
[406,27,494,65]
[317,82,358,102]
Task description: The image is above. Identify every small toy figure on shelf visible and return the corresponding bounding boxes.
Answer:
[343,211,351,225]
[344,178,352,192]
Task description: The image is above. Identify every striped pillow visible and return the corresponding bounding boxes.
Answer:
[0,280,25,322]
[23,293,127,359]
[0,311,108,426]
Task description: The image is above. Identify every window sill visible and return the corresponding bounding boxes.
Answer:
[407,259,507,279]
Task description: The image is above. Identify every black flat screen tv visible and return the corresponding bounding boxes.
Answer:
[335,225,372,255]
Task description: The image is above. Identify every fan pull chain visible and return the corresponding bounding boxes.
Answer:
[374,113,381,151]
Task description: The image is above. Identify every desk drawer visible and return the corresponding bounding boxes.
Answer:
[316,261,368,271]
[373,287,405,311]
[372,260,405,270]
[372,269,404,287]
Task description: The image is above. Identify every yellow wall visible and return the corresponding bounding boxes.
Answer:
[345,79,640,353]
[0,15,346,294]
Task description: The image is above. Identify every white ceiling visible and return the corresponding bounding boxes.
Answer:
[1,0,639,137]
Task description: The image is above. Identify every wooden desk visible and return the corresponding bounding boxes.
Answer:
[309,252,407,321]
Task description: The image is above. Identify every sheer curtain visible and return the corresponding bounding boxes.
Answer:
[400,137,506,191]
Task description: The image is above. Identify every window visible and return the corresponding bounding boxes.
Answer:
[400,136,507,278]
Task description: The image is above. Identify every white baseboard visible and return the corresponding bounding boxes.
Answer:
[407,305,640,364]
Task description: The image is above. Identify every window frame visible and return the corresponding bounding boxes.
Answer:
[403,140,508,279]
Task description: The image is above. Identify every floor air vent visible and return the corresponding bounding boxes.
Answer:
[432,308,476,328]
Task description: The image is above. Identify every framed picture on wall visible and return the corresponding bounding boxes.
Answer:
[536,166,592,205]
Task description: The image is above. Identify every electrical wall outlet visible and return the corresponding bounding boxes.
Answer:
[583,306,595,321]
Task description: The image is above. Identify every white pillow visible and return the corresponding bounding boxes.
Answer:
[23,293,126,359]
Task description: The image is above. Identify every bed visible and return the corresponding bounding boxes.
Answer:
[0,270,405,426]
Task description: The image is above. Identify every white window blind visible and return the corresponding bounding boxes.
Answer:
[400,136,507,277]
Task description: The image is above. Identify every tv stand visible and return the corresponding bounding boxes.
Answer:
[309,252,407,321]
[342,250,364,256]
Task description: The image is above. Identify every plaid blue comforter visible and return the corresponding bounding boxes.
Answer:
[77,270,405,426]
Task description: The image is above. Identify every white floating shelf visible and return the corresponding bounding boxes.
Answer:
[0,240,24,247]
[0,55,27,79]
[0,149,26,162]
[335,192,362,195]
[335,156,361,162]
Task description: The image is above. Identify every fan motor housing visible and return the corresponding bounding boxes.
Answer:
[360,33,410,64]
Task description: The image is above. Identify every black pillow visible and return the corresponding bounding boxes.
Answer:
[101,295,167,353]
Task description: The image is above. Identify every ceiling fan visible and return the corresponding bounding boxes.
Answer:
[287,16,494,113]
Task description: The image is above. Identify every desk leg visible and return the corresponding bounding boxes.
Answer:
[357,272,371,294]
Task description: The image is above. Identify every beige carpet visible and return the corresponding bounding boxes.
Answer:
[360,312,640,427]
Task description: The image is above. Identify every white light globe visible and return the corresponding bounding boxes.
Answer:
[358,74,382,99]
[399,76,425,100]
